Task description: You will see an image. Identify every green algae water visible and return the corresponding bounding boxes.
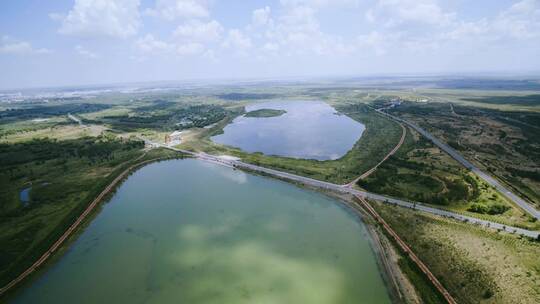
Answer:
[11,159,391,304]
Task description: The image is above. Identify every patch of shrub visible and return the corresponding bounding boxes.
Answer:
[468,203,488,214]
[486,204,510,215]
[468,203,510,215]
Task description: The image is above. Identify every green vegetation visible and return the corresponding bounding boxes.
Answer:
[358,125,538,229]
[0,103,109,123]
[1,81,539,303]
[373,202,540,304]
[396,255,446,304]
[0,136,182,286]
[357,130,476,206]
[180,103,403,184]
[216,93,278,101]
[244,108,286,118]
[432,78,540,90]
[468,203,510,215]
[461,94,540,106]
[0,117,71,140]
[86,102,228,132]
[388,100,540,209]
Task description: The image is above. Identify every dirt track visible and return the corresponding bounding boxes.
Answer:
[344,121,407,187]
[355,196,457,304]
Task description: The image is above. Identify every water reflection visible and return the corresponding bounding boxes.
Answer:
[212,101,365,160]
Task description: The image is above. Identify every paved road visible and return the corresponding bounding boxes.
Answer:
[67,113,83,126]
[149,141,539,238]
[233,159,539,238]
[376,109,540,220]
[345,121,407,187]
[160,145,540,238]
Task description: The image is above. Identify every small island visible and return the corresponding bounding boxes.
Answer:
[244,109,287,118]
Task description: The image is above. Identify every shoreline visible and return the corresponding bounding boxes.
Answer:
[3,156,412,303]
[0,153,189,299]
[318,190,420,304]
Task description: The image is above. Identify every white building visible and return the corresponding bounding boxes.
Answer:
[165,131,183,146]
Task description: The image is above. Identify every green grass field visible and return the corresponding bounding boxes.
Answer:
[373,201,540,304]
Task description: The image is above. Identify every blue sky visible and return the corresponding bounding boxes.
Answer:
[1,0,539,89]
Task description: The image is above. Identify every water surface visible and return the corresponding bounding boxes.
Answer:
[12,159,390,304]
[19,187,31,206]
[212,100,365,160]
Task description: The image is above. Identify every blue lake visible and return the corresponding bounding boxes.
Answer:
[211,101,365,160]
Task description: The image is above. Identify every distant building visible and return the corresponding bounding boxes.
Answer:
[165,131,182,146]
[387,98,402,108]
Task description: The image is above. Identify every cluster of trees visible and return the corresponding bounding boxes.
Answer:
[0,103,110,120]
[216,93,277,101]
[0,135,147,286]
[357,149,479,206]
[98,104,227,131]
[506,167,540,182]
[0,136,144,168]
[468,203,510,215]
[461,94,540,106]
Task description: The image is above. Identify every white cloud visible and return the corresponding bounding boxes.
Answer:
[509,0,540,15]
[365,9,376,23]
[279,0,358,9]
[444,0,540,42]
[0,36,51,55]
[173,20,223,42]
[176,42,205,55]
[371,0,455,26]
[135,21,223,57]
[263,42,280,52]
[203,49,218,62]
[40,0,540,76]
[356,0,539,57]
[494,0,540,39]
[135,34,174,53]
[146,0,209,20]
[135,34,207,56]
[257,3,355,57]
[252,6,272,26]
[75,45,98,58]
[222,29,252,51]
[356,31,393,56]
[55,0,140,38]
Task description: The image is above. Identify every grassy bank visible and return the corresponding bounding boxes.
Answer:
[372,201,540,304]
[180,103,403,184]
